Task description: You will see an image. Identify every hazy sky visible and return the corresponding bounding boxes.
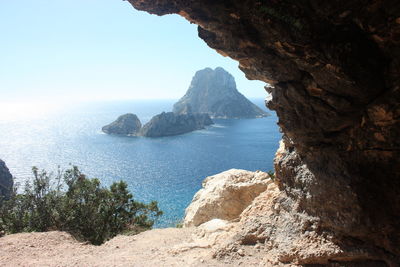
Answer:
[0,0,267,103]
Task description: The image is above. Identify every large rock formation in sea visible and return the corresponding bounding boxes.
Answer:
[0,160,13,199]
[173,67,268,118]
[128,1,400,265]
[102,113,142,135]
[140,112,213,137]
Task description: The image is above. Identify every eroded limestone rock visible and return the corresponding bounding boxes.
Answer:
[184,169,272,227]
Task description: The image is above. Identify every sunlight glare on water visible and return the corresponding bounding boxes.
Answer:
[0,101,63,122]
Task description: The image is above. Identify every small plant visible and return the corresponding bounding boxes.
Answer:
[267,170,275,181]
[0,166,162,245]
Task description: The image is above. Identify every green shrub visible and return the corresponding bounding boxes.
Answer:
[267,170,275,181]
[0,166,162,245]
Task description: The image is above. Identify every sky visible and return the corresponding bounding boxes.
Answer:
[0,0,267,105]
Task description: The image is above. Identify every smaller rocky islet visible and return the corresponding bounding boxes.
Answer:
[140,112,213,137]
[102,113,142,136]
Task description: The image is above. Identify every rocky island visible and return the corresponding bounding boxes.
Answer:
[173,67,268,118]
[102,113,142,135]
[102,68,267,137]
[102,112,213,137]
[140,112,213,137]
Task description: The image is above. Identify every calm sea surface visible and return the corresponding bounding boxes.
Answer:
[0,99,281,227]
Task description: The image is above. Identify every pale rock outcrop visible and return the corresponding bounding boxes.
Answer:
[183,169,272,227]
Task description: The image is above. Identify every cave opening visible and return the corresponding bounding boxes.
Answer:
[0,0,398,265]
[0,0,280,229]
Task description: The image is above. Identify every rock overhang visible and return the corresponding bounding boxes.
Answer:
[127,1,400,265]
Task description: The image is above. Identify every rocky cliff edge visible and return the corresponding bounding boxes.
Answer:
[0,160,13,199]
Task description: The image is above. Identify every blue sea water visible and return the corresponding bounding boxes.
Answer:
[0,99,281,227]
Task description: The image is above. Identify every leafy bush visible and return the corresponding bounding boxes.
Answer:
[175,221,183,228]
[267,170,275,181]
[0,166,162,245]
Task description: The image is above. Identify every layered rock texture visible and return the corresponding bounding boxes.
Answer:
[0,160,13,199]
[173,67,268,118]
[140,112,213,137]
[184,169,272,227]
[102,113,142,135]
[128,0,400,265]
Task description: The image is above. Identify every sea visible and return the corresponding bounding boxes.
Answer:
[0,99,281,227]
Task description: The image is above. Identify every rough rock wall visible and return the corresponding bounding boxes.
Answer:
[0,160,13,199]
[127,0,400,265]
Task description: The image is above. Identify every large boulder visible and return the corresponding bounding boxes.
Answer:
[0,160,13,199]
[102,113,142,135]
[140,112,213,137]
[183,169,272,227]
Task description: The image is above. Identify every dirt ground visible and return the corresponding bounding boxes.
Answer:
[0,228,268,267]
